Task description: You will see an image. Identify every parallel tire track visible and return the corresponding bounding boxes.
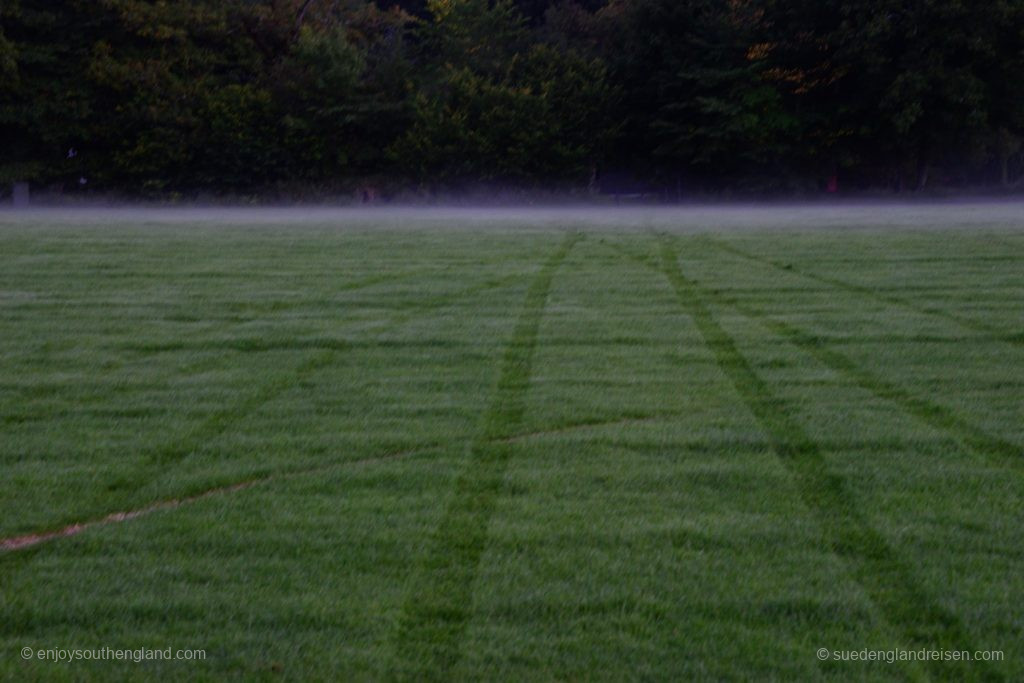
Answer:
[690,279,1022,474]
[390,232,580,681]
[703,237,1022,345]
[656,235,1001,682]
[599,239,1022,474]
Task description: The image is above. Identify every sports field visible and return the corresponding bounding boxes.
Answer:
[1,207,1022,680]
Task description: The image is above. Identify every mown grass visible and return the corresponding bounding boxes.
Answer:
[0,219,1022,681]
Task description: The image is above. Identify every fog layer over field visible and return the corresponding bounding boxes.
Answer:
[1,201,1023,231]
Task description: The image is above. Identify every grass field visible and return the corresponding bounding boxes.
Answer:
[1,210,1022,680]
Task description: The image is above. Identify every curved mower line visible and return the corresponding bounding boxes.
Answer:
[0,447,429,554]
[0,401,669,554]
[4,268,532,549]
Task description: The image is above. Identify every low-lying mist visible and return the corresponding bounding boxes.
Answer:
[1,200,1022,232]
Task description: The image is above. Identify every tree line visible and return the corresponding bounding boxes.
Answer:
[2,0,1023,198]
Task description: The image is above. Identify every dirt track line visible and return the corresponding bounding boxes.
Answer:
[0,404,663,555]
[0,481,259,552]
[0,446,432,554]
[10,268,532,543]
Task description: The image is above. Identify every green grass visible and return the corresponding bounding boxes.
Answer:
[1,220,1022,681]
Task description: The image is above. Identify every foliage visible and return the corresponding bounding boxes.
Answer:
[760,0,1024,187]
[0,1,102,185]
[392,43,614,184]
[604,0,795,184]
[274,26,366,179]
[421,0,528,77]
[2,0,1024,194]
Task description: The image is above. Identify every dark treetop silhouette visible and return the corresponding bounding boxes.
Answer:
[2,0,1022,198]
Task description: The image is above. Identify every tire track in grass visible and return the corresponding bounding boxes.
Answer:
[0,395,674,555]
[0,267,568,546]
[0,267,439,434]
[0,267,434,425]
[11,269,533,537]
[704,237,1022,345]
[390,232,580,681]
[690,279,1023,475]
[139,270,533,471]
[988,234,1024,253]
[144,351,334,467]
[504,410,684,443]
[600,238,659,271]
[656,235,1001,682]
[0,443,444,553]
[600,239,1023,474]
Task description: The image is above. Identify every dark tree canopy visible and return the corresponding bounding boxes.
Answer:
[2,0,1023,196]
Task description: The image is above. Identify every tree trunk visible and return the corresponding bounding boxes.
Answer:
[915,139,930,191]
[916,164,929,191]
[996,129,1021,187]
[293,0,318,39]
